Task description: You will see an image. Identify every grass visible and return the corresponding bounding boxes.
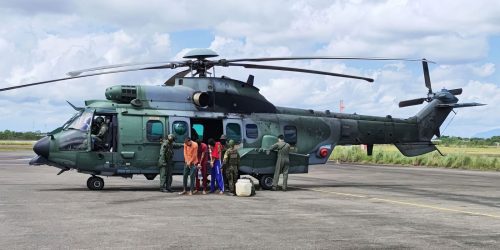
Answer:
[0,140,35,151]
[331,145,500,171]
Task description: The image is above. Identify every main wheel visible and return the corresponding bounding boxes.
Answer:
[259,175,273,190]
[87,176,104,190]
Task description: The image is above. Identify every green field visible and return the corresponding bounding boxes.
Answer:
[0,140,35,151]
[331,145,500,171]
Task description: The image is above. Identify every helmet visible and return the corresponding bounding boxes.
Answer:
[228,140,235,147]
[95,117,104,124]
[167,134,175,141]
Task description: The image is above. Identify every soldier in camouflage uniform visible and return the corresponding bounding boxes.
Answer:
[269,135,291,191]
[158,134,183,192]
[219,134,229,189]
[223,140,240,195]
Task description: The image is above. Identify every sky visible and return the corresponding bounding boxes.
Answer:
[0,0,499,137]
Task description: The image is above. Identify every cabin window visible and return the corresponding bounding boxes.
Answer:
[147,120,163,142]
[172,121,188,142]
[245,124,258,139]
[284,125,297,145]
[192,124,204,141]
[226,123,242,143]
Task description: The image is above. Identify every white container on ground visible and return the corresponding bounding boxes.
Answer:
[236,178,252,197]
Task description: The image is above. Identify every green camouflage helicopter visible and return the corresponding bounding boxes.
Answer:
[0,48,484,190]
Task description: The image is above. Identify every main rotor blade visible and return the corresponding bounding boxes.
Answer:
[448,88,463,96]
[222,57,435,64]
[67,60,183,77]
[224,62,374,82]
[398,98,426,108]
[0,63,184,92]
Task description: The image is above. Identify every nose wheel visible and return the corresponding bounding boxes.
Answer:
[258,175,274,190]
[87,176,104,190]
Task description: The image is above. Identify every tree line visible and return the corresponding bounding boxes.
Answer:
[437,136,500,147]
[0,130,45,140]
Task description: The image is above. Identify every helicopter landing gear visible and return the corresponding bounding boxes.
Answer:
[87,176,104,190]
[258,175,273,190]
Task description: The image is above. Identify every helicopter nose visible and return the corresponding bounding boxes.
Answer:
[33,136,50,158]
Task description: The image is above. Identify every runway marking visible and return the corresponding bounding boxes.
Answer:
[291,186,500,219]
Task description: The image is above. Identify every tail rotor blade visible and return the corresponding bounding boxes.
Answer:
[422,60,432,94]
[399,98,426,108]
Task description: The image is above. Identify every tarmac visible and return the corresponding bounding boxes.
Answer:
[1,150,500,249]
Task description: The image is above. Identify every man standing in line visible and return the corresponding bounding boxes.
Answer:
[208,138,224,195]
[223,140,240,196]
[179,137,198,195]
[219,135,229,189]
[158,134,182,192]
[195,138,208,195]
[269,135,291,191]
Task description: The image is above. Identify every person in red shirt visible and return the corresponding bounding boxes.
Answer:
[195,139,208,194]
[208,138,224,194]
[179,137,198,195]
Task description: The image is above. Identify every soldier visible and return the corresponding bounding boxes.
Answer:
[219,134,229,189]
[269,135,291,191]
[158,134,183,192]
[179,137,198,195]
[223,140,240,195]
[91,116,109,150]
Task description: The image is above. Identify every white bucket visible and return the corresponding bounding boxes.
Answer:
[236,179,252,197]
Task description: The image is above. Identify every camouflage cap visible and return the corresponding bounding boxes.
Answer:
[167,134,175,140]
[228,140,235,147]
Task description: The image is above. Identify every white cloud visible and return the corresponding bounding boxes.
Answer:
[0,0,499,137]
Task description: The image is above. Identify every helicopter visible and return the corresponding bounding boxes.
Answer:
[0,48,484,190]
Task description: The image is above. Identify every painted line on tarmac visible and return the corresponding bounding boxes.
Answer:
[291,186,500,219]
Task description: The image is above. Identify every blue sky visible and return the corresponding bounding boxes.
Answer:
[0,0,499,137]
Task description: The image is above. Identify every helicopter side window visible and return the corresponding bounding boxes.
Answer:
[226,123,242,143]
[172,121,188,142]
[245,124,258,139]
[146,120,163,142]
[284,125,297,145]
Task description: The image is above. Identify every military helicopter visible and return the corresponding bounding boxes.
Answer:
[0,48,484,190]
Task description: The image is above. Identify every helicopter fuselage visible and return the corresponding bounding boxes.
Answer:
[30,76,454,190]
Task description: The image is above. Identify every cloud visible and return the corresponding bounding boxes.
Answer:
[0,0,499,137]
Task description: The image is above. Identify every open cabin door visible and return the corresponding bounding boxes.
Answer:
[76,111,117,176]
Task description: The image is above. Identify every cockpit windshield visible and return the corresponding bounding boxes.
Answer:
[63,110,93,131]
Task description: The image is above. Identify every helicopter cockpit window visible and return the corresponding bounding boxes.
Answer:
[59,111,93,151]
[63,111,92,132]
[226,123,242,143]
[172,121,188,142]
[245,124,258,139]
[147,120,163,142]
[284,125,297,145]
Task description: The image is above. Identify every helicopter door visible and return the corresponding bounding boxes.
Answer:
[76,113,116,175]
[141,116,167,168]
[169,117,190,165]
[223,118,243,145]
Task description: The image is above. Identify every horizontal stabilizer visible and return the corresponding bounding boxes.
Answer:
[394,142,437,157]
[436,102,486,108]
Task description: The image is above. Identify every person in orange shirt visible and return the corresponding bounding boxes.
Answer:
[179,137,198,195]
